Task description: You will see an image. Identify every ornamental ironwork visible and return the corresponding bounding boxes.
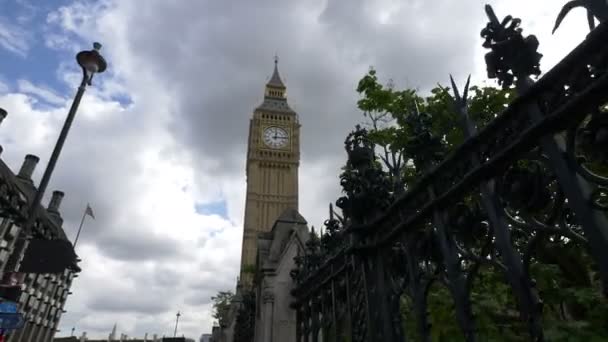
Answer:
[291,4,608,341]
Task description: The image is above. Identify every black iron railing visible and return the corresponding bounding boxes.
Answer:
[292,4,608,342]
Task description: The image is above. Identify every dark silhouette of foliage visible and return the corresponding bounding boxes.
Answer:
[211,291,234,328]
[355,68,608,341]
[233,290,255,342]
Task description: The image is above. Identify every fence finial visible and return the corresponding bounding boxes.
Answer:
[449,74,471,106]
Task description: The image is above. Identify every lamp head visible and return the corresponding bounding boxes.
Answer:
[76,42,107,79]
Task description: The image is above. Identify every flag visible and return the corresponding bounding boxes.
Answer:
[85,203,95,219]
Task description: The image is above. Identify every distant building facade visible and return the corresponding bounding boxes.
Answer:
[210,326,220,342]
[54,331,191,341]
[54,336,164,342]
[0,108,81,341]
[53,324,187,342]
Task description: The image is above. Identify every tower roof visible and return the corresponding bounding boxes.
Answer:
[275,208,307,225]
[257,56,295,114]
[267,55,285,88]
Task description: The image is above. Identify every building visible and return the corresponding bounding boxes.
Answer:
[213,60,311,341]
[210,325,220,342]
[199,334,212,342]
[53,337,163,342]
[54,333,159,341]
[0,108,81,342]
[53,324,189,341]
[53,331,192,341]
[253,209,309,342]
[238,58,301,287]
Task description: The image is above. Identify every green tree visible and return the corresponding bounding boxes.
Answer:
[211,290,234,328]
[356,68,515,192]
[355,68,608,341]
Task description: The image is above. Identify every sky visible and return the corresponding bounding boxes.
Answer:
[0,0,591,339]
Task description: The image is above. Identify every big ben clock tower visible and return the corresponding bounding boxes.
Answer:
[239,58,300,285]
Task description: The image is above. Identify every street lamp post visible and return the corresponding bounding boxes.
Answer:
[174,311,181,337]
[22,43,107,235]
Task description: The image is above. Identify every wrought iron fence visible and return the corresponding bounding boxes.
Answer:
[291,4,608,341]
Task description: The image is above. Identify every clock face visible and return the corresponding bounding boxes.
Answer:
[263,126,289,149]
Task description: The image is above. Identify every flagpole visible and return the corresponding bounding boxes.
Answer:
[73,207,88,249]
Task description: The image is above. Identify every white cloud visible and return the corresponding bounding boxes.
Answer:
[44,32,79,51]
[0,17,30,56]
[17,80,66,105]
[0,77,8,94]
[0,70,241,338]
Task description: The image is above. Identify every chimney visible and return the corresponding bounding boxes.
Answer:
[47,191,64,212]
[80,331,87,342]
[0,108,6,126]
[144,332,148,342]
[153,334,157,341]
[47,190,65,225]
[17,154,40,180]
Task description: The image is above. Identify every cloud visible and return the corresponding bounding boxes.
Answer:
[17,79,66,105]
[0,77,8,94]
[0,17,30,56]
[44,32,80,51]
[88,293,172,314]
[0,68,240,338]
[0,0,594,339]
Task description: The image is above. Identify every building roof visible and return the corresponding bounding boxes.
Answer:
[256,208,309,268]
[0,158,23,200]
[0,157,70,241]
[255,57,295,114]
[275,208,307,225]
[255,98,294,113]
[267,56,285,88]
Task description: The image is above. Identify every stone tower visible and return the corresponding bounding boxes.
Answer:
[239,58,300,285]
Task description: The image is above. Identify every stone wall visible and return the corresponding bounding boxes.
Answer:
[253,209,309,342]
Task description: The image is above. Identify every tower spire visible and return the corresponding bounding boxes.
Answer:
[109,323,117,340]
[257,55,294,112]
[267,54,285,89]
